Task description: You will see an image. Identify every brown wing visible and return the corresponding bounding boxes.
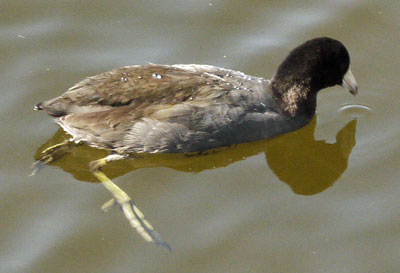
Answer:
[38,64,233,117]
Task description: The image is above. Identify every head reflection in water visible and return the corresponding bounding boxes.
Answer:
[34,117,358,196]
[265,117,357,195]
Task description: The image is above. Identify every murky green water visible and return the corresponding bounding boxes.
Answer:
[1,1,399,272]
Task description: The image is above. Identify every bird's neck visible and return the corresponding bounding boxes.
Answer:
[270,80,317,118]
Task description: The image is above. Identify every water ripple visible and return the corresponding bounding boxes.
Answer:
[338,103,373,119]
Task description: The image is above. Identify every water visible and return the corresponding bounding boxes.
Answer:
[1,0,400,272]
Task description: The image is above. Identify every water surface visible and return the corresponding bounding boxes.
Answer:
[1,1,399,272]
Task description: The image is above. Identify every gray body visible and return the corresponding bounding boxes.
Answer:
[42,64,311,154]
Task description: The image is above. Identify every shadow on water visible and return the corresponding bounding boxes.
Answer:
[33,117,357,196]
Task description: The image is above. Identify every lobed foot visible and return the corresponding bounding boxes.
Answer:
[91,155,171,251]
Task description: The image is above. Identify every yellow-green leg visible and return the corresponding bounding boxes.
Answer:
[89,154,171,251]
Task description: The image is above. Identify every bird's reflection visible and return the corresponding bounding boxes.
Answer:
[265,118,357,195]
[34,117,357,195]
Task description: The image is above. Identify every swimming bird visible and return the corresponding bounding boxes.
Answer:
[34,37,358,249]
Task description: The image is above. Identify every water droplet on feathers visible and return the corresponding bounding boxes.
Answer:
[152,73,162,79]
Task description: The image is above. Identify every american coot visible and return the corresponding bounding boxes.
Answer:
[34,37,358,249]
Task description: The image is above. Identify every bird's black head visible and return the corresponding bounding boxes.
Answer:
[270,37,358,117]
[272,37,352,94]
